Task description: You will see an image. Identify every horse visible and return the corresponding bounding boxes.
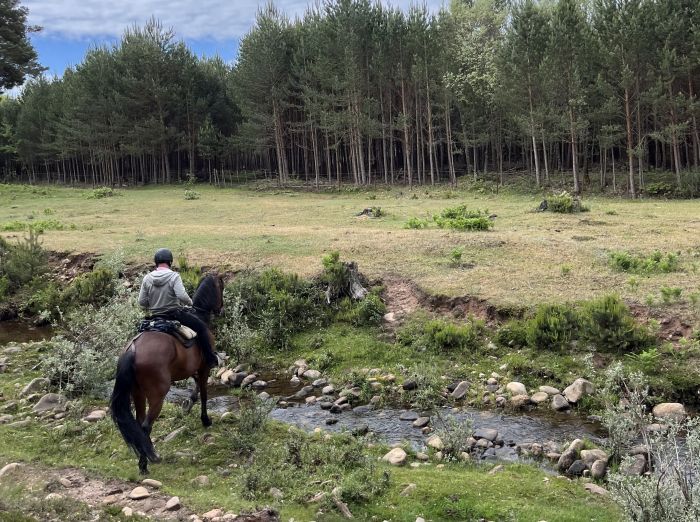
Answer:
[110,273,224,474]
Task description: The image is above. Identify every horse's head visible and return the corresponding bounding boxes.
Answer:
[193,273,225,317]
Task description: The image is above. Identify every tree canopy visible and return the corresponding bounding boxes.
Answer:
[0,0,43,91]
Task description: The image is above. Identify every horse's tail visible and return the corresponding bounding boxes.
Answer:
[110,347,158,462]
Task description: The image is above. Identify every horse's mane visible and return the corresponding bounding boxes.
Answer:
[193,274,219,313]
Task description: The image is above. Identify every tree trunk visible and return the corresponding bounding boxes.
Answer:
[624,88,636,197]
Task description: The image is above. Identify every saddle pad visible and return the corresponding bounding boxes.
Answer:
[177,325,197,340]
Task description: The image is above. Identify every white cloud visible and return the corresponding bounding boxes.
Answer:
[24,0,446,41]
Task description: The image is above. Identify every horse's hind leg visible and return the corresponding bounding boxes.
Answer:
[197,368,212,428]
[183,378,199,414]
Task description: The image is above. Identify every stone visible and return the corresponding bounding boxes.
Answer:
[622,454,647,476]
[290,376,301,385]
[402,379,418,391]
[426,435,444,450]
[488,465,504,475]
[567,439,584,453]
[20,378,50,398]
[566,460,587,476]
[353,405,372,414]
[258,392,270,401]
[383,312,397,322]
[510,394,530,408]
[102,494,121,505]
[413,417,430,428]
[303,369,321,380]
[322,385,335,395]
[416,452,429,461]
[351,424,369,436]
[506,382,527,396]
[451,381,469,400]
[269,487,284,499]
[580,449,608,467]
[416,518,426,522]
[495,396,507,407]
[474,428,499,441]
[220,369,234,384]
[165,496,181,511]
[251,380,267,389]
[122,507,133,517]
[486,377,498,386]
[319,401,333,410]
[83,410,107,422]
[305,396,317,405]
[591,459,607,479]
[293,385,315,399]
[59,477,72,488]
[192,475,210,487]
[163,426,185,442]
[142,478,162,488]
[203,509,224,520]
[400,483,417,496]
[652,403,687,422]
[584,483,609,496]
[0,462,21,477]
[240,374,257,388]
[551,394,570,411]
[539,385,561,395]
[629,445,650,457]
[557,450,577,473]
[312,378,327,388]
[563,378,595,403]
[383,447,407,465]
[128,487,150,500]
[399,410,419,421]
[33,393,67,413]
[325,418,338,425]
[530,392,549,404]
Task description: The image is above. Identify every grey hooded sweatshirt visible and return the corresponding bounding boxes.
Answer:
[138,268,193,316]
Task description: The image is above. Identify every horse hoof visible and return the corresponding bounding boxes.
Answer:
[202,416,212,428]
[182,399,194,413]
[148,452,162,463]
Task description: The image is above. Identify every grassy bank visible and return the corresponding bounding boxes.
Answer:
[1,183,699,306]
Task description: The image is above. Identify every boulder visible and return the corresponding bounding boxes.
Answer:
[192,475,210,487]
[567,439,585,454]
[229,372,248,387]
[426,435,444,450]
[510,394,530,408]
[20,378,50,398]
[566,460,587,476]
[303,369,321,380]
[539,385,561,395]
[142,479,162,488]
[506,382,527,396]
[321,385,335,395]
[0,462,21,478]
[451,381,469,400]
[413,417,430,428]
[584,483,609,496]
[652,403,687,422]
[399,411,419,421]
[312,378,327,388]
[220,369,235,384]
[33,393,67,413]
[400,483,417,496]
[622,454,647,476]
[382,448,407,466]
[240,374,257,388]
[563,378,595,403]
[165,496,181,511]
[551,394,570,411]
[581,449,608,467]
[128,486,150,500]
[591,459,607,479]
[203,509,224,520]
[293,386,314,399]
[83,410,107,422]
[474,428,498,442]
[251,380,267,389]
[163,426,185,443]
[402,379,418,391]
[530,392,549,404]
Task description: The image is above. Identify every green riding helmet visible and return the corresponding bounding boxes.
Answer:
[154,248,174,266]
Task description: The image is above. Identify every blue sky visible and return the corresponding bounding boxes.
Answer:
[24,0,445,78]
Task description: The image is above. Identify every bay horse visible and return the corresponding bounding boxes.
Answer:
[110,273,224,474]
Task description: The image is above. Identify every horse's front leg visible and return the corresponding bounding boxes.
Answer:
[198,368,212,427]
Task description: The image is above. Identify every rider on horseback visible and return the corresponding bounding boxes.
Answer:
[138,248,219,368]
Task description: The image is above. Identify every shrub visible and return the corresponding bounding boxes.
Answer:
[433,417,474,461]
[398,315,485,354]
[644,181,674,197]
[495,320,529,349]
[215,294,259,363]
[176,256,203,294]
[526,303,580,350]
[336,293,387,326]
[86,187,116,199]
[434,205,493,231]
[580,295,652,353]
[449,247,464,267]
[42,288,142,395]
[659,286,682,304]
[404,217,430,229]
[184,189,200,200]
[0,229,47,292]
[62,268,117,308]
[609,250,680,274]
[546,191,589,213]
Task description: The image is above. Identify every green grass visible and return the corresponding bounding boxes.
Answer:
[1,182,699,306]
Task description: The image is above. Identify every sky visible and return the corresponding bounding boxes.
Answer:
[23,0,445,78]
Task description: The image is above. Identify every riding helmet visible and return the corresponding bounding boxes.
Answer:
[154,248,174,266]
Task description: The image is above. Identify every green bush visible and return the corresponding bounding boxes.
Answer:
[184,189,200,200]
[609,250,680,274]
[86,187,116,199]
[0,229,47,292]
[0,219,65,232]
[580,295,652,353]
[434,205,493,231]
[659,286,682,304]
[176,256,203,295]
[336,293,387,326]
[404,217,430,229]
[495,320,529,349]
[526,304,580,350]
[645,182,674,197]
[546,191,589,213]
[399,315,485,353]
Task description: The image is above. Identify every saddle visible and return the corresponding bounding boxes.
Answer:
[137,318,197,348]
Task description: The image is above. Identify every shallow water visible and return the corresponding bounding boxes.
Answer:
[0,320,52,345]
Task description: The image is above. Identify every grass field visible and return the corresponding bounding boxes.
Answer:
[1,183,699,307]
